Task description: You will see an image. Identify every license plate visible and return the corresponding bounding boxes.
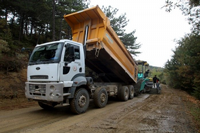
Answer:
[34,96,41,100]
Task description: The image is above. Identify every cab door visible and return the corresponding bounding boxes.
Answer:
[60,43,84,83]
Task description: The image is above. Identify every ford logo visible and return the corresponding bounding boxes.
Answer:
[36,67,40,70]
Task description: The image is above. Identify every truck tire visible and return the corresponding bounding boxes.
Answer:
[157,87,161,94]
[70,88,89,114]
[94,87,108,108]
[38,101,56,110]
[128,85,134,99]
[119,86,129,101]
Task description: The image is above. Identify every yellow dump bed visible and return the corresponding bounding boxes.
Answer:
[64,5,138,84]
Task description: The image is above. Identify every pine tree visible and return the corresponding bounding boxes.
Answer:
[102,6,141,56]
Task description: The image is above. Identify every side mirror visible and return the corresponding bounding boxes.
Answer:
[68,47,75,61]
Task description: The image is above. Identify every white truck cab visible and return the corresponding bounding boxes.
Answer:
[25,39,87,104]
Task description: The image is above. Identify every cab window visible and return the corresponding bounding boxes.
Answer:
[64,44,80,62]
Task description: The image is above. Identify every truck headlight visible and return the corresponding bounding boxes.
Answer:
[50,85,55,92]
[29,84,33,89]
[29,84,34,92]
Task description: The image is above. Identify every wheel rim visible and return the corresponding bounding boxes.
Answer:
[130,88,134,96]
[125,89,129,99]
[100,93,106,103]
[78,95,87,107]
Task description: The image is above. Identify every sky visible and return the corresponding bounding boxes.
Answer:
[89,0,191,67]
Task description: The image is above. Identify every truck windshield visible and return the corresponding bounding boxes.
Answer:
[29,43,63,65]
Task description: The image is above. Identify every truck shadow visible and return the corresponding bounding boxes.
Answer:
[29,98,119,116]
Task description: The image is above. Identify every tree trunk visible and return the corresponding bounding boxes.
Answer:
[5,8,7,23]
[59,17,62,39]
[68,25,72,39]
[30,21,33,40]
[19,13,24,41]
[52,0,56,41]
[25,20,28,36]
[45,24,49,42]
[11,12,16,25]
[37,28,41,44]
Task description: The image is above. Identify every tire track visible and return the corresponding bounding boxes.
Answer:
[0,85,198,133]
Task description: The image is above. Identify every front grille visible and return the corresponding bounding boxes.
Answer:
[30,75,48,79]
[29,84,46,96]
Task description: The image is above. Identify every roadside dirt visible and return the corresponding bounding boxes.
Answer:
[0,85,199,133]
[0,69,37,110]
[0,69,27,99]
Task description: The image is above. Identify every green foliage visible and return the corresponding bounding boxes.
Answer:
[0,19,13,45]
[0,39,25,73]
[0,57,24,73]
[164,34,200,99]
[0,0,88,73]
[0,0,88,44]
[102,6,128,36]
[0,39,10,58]
[193,73,200,99]
[187,99,200,126]
[158,72,166,84]
[148,66,164,82]
[120,31,141,55]
[163,0,200,34]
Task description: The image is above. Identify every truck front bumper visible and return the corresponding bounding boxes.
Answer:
[25,82,65,102]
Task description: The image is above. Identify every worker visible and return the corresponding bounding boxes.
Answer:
[153,75,159,88]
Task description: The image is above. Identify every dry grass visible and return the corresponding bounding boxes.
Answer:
[0,69,37,110]
[182,92,200,132]
[187,95,200,127]
[0,69,26,99]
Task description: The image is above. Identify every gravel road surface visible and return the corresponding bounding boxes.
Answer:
[0,85,198,133]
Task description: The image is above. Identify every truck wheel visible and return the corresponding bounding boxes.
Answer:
[94,87,108,108]
[119,86,129,101]
[157,87,161,94]
[70,88,89,114]
[128,85,134,99]
[38,102,56,110]
[143,86,146,93]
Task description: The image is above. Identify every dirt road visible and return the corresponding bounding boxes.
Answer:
[0,85,198,133]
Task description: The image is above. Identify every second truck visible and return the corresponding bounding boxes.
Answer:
[25,5,138,114]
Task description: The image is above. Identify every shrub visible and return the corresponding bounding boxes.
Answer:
[0,39,25,73]
[0,39,10,57]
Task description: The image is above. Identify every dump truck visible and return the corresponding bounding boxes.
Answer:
[25,5,138,114]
